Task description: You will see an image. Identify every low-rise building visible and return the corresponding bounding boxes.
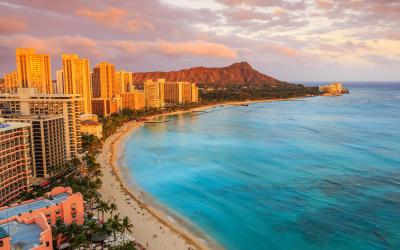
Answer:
[0,187,84,249]
[80,114,102,138]
[319,82,345,95]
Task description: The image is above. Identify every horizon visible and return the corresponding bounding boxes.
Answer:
[0,0,399,82]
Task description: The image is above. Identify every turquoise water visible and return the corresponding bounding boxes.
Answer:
[125,84,400,250]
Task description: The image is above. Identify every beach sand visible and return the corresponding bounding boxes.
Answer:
[98,121,214,250]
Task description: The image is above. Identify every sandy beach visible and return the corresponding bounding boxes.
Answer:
[98,120,214,250]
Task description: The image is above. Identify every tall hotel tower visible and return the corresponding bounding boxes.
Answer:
[0,119,33,206]
[62,54,92,114]
[91,62,121,116]
[144,79,165,108]
[16,48,52,94]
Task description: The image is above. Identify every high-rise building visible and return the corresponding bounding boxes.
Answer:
[54,69,64,94]
[191,83,199,102]
[0,88,82,160]
[5,115,66,178]
[144,79,165,108]
[62,54,91,114]
[91,62,121,116]
[162,81,199,104]
[0,119,33,207]
[4,71,18,94]
[116,70,133,94]
[16,48,52,94]
[121,91,145,110]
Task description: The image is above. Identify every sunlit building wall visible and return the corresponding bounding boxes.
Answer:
[4,71,18,94]
[0,120,33,206]
[91,62,121,116]
[16,48,52,94]
[144,79,165,108]
[62,54,92,114]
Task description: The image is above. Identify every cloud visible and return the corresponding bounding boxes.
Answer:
[105,40,237,59]
[0,17,28,34]
[260,43,303,57]
[0,35,236,60]
[315,0,334,9]
[75,7,155,33]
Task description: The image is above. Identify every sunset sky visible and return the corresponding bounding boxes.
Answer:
[0,0,399,82]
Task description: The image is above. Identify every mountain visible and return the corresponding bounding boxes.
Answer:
[132,62,287,86]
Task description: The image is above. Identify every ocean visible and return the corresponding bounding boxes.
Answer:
[124,83,400,250]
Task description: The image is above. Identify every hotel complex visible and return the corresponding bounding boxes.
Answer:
[0,47,199,208]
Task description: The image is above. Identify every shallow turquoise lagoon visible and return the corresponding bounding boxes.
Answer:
[125,84,400,250]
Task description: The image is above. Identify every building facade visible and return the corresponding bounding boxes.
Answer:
[5,115,66,178]
[62,54,92,114]
[144,79,165,108]
[116,70,133,94]
[121,91,145,110]
[55,69,64,94]
[4,71,18,94]
[80,114,102,138]
[16,48,52,94]
[91,62,121,116]
[0,120,33,207]
[0,88,82,160]
[0,187,85,249]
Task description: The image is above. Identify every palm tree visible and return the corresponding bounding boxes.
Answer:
[51,219,65,246]
[121,216,133,243]
[98,201,109,222]
[107,214,122,242]
[109,202,118,216]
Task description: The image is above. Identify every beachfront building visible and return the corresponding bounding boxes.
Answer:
[80,114,103,138]
[164,81,199,104]
[0,120,33,207]
[16,48,52,94]
[4,115,66,178]
[0,88,82,160]
[144,79,165,108]
[91,62,122,117]
[121,91,145,110]
[62,54,92,114]
[4,71,18,94]
[319,82,344,95]
[0,187,84,249]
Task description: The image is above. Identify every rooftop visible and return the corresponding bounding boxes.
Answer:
[0,221,42,250]
[0,192,69,221]
[0,121,31,132]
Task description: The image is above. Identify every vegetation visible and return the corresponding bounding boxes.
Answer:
[199,83,320,103]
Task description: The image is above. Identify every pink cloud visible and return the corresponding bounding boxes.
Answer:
[106,40,237,59]
[315,0,334,9]
[260,43,303,57]
[75,7,155,33]
[0,35,236,60]
[0,17,28,34]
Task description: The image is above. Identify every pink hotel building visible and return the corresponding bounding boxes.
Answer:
[0,187,84,250]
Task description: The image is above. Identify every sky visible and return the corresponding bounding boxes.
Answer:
[0,0,399,82]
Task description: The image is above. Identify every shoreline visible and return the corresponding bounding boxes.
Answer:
[98,97,311,250]
[99,121,216,250]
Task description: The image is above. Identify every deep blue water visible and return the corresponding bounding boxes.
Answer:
[125,83,400,250]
